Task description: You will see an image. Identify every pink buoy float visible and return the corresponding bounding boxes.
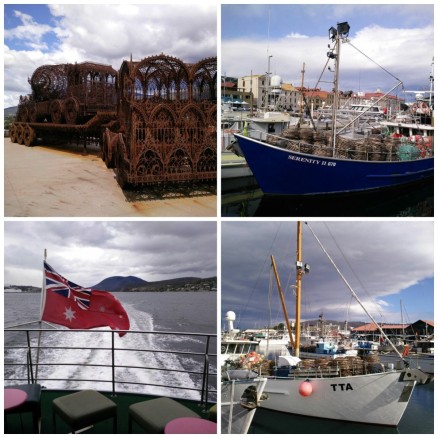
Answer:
[298,380,313,397]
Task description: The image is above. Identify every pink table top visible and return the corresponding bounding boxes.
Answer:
[164,417,217,434]
[4,388,28,411]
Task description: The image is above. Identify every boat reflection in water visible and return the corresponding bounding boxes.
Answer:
[221,176,433,217]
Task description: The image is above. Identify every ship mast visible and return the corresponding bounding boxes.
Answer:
[295,222,303,356]
[271,222,310,358]
[271,255,295,352]
[328,22,350,155]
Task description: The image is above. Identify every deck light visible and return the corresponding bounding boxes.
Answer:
[337,22,350,38]
[329,26,337,41]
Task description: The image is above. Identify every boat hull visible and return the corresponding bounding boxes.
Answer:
[234,134,433,195]
[262,371,415,426]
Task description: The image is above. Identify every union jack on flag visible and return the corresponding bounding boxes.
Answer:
[44,261,91,310]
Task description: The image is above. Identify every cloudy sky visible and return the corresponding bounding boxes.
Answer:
[222,221,434,330]
[3,3,217,108]
[4,221,217,287]
[222,4,434,99]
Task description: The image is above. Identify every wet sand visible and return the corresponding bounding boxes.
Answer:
[4,138,217,217]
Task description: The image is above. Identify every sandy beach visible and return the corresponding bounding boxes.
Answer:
[4,138,217,217]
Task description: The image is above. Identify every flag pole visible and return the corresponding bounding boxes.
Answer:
[35,249,47,383]
[39,249,47,321]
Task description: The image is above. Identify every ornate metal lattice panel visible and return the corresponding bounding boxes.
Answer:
[12,54,216,190]
[114,54,217,187]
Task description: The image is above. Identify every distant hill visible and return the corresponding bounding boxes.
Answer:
[5,107,17,117]
[91,275,217,292]
[92,276,148,291]
[304,319,367,328]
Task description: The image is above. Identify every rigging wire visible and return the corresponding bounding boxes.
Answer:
[322,222,385,321]
[235,222,283,329]
[305,222,404,361]
[346,40,403,84]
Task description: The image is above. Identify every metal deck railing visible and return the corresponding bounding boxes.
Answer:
[4,328,217,407]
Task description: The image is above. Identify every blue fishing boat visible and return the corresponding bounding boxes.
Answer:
[232,22,434,196]
[233,132,433,195]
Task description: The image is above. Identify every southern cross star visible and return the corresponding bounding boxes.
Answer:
[64,307,76,321]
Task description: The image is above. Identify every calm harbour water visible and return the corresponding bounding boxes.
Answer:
[221,176,434,217]
[4,291,217,400]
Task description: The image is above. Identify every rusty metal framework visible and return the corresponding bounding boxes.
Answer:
[103,54,217,187]
[10,55,217,188]
[17,62,118,124]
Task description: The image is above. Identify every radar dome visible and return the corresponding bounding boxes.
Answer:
[271,75,282,87]
[225,311,236,321]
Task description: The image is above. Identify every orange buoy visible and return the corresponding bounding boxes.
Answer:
[299,381,313,397]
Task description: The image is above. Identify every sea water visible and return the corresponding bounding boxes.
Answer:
[4,291,217,401]
[221,176,433,217]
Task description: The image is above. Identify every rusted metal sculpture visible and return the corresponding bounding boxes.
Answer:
[10,54,216,188]
[103,54,217,187]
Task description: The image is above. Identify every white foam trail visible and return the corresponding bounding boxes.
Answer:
[10,302,205,400]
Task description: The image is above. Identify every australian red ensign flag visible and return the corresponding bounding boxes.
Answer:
[41,261,130,336]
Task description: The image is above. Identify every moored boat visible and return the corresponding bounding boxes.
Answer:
[224,221,431,427]
[221,311,260,366]
[222,111,293,179]
[232,22,433,196]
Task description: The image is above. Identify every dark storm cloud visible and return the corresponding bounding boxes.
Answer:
[221,221,433,329]
[4,221,217,287]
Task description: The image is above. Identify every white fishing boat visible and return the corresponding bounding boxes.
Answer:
[221,101,295,180]
[221,311,260,366]
[257,333,290,350]
[258,222,431,426]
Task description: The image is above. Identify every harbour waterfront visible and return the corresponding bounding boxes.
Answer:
[221,176,433,217]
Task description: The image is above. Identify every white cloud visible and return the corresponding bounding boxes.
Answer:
[4,222,217,287]
[4,4,217,108]
[4,10,53,51]
[222,24,433,93]
[285,32,309,39]
[222,221,433,326]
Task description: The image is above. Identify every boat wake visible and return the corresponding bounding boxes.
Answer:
[5,303,211,400]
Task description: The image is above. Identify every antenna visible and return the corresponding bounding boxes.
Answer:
[267,6,271,54]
